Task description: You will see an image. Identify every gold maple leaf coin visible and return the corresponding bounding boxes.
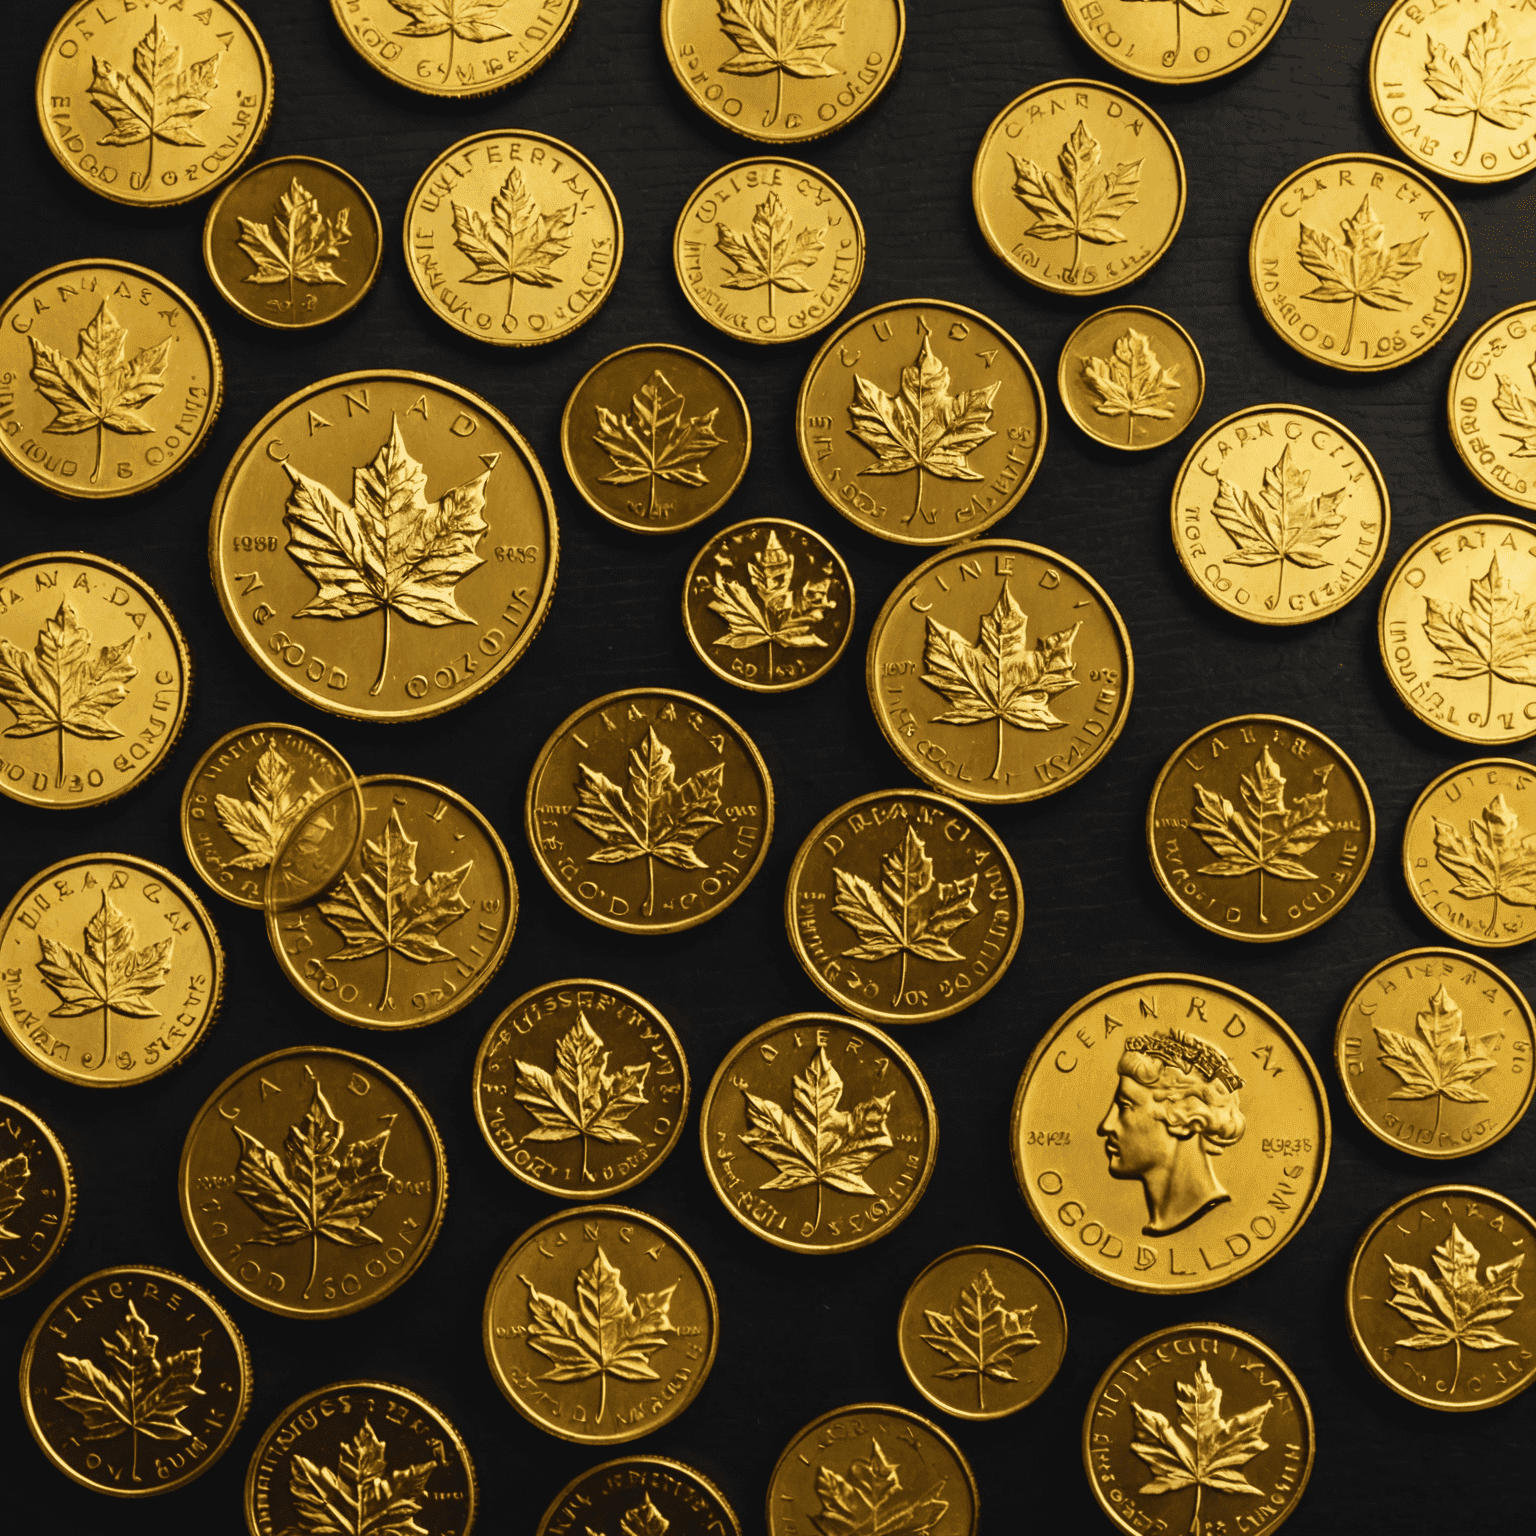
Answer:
[1447,301,1536,513]
[1059,306,1205,451]
[536,1457,742,1536]
[0,1096,75,1302]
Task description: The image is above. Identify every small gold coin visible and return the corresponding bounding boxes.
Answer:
[1249,152,1471,372]
[209,369,558,721]
[1012,974,1331,1294]
[472,979,689,1197]
[179,1045,447,1319]
[483,1204,719,1443]
[866,540,1133,804]
[562,344,751,534]
[403,131,622,347]
[36,1,273,208]
[682,517,854,692]
[973,80,1186,297]
[525,687,773,934]
[0,1096,75,1300]
[1059,306,1204,451]
[699,1013,937,1254]
[1447,303,1536,512]
[536,1456,741,1536]
[1347,1184,1536,1410]
[786,790,1023,1024]
[22,1264,252,1496]
[1335,948,1535,1158]
[1147,714,1375,940]
[1170,405,1391,625]
[797,300,1047,544]
[1062,0,1293,84]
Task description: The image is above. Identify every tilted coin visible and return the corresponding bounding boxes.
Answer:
[1447,303,1536,512]
[1063,0,1292,84]
[483,1204,718,1443]
[1059,306,1204,452]
[179,1045,447,1318]
[867,540,1133,804]
[797,300,1047,545]
[1147,714,1375,940]
[1249,152,1470,372]
[525,688,773,934]
[0,1096,74,1300]
[209,370,558,721]
[537,1456,741,1536]
[973,81,1186,296]
[1012,974,1331,1294]
[786,790,1023,1024]
[699,1013,937,1254]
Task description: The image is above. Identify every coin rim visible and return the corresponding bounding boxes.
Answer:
[1059,0,1294,85]
[1445,303,1536,511]
[0,1094,75,1300]
[534,1454,743,1536]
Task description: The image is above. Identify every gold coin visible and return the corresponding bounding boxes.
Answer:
[536,1456,741,1536]
[472,979,689,1197]
[797,300,1047,544]
[403,130,622,347]
[699,1012,937,1254]
[483,1204,719,1443]
[36,1,272,208]
[1058,306,1204,451]
[178,1045,447,1318]
[866,540,1133,804]
[525,687,773,934]
[1063,0,1293,84]
[0,1096,75,1300]
[21,1264,252,1496]
[673,158,864,344]
[896,1245,1066,1420]
[973,81,1186,297]
[682,517,854,692]
[785,790,1023,1024]
[1447,302,1536,512]
[1347,1183,1536,1410]
[1147,713,1375,940]
[1249,152,1471,372]
[1012,974,1331,1294]
[209,369,558,721]
[562,344,751,534]
[1335,948,1535,1158]
[1170,405,1391,625]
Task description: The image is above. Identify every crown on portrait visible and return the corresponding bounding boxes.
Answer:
[1124,1027,1245,1092]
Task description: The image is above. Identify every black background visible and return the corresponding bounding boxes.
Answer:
[1,0,1533,1530]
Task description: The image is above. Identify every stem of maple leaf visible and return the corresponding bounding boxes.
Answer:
[772,65,784,127]
[1072,231,1081,283]
[582,1135,590,1183]
[132,1424,139,1484]
[447,27,456,84]
[645,855,656,918]
[1452,1337,1462,1394]
[648,474,657,518]
[1488,892,1501,939]
[1258,868,1267,924]
[1171,3,1182,68]
[99,1004,109,1071]
[1275,557,1285,614]
[1433,1093,1444,1143]
[989,716,1005,781]
[306,1231,319,1300]
[379,946,393,1010]
[289,271,296,321]
[1486,668,1495,731]
[598,1369,608,1425]
[1189,1481,1201,1536]
[896,950,909,1008]
[814,1181,823,1235]
[768,280,775,318]
[1127,409,1135,446]
[1463,111,1479,168]
[92,421,104,485]
[1343,295,1358,356]
[371,607,391,696]
[56,726,64,789]
[914,464,924,524]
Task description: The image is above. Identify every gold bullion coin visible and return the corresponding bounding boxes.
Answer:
[1448,303,1536,512]
[867,540,1133,804]
[526,687,773,934]
[537,1456,742,1536]
[683,517,854,692]
[0,1096,74,1300]
[1171,405,1391,625]
[1336,948,1535,1158]
[786,790,1023,1024]
[797,300,1047,545]
[179,1045,447,1319]
[1148,714,1375,940]
[1058,306,1204,452]
[1249,152,1471,372]
[483,1204,718,1443]
[973,81,1186,297]
[22,1264,251,1495]
[1012,974,1330,1294]
[699,1013,937,1254]
[1063,0,1292,84]
[209,370,558,722]
[404,131,622,347]
[1348,1184,1536,1410]
[563,344,751,534]
[473,979,689,1198]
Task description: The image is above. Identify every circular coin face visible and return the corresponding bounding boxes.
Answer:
[473,979,690,1197]
[1447,303,1536,512]
[1012,974,1331,1294]
[867,540,1133,804]
[1058,306,1204,451]
[973,81,1186,297]
[1249,153,1470,372]
[797,300,1047,545]
[0,1096,74,1300]
[483,1204,719,1443]
[563,345,751,533]
[1170,405,1391,625]
[537,1456,741,1536]
[22,1264,251,1496]
[1062,0,1292,83]
[179,1045,447,1319]
[525,688,773,934]
[1347,1184,1536,1410]
[209,370,558,721]
[404,131,622,347]
[1147,714,1375,940]
[699,1013,938,1254]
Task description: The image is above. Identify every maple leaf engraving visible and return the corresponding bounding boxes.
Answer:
[450,167,576,324]
[593,370,727,521]
[1424,12,1536,168]
[1432,792,1536,939]
[716,0,848,126]
[1297,194,1425,355]
[593,1496,670,1536]
[0,1152,29,1240]
[708,528,835,674]
[1080,327,1182,445]
[1011,120,1142,278]
[1423,551,1536,730]
[811,1438,948,1536]
[715,190,825,318]
[920,1267,1038,1413]
[214,742,328,875]
[388,0,513,85]
[286,1416,436,1536]
[1492,352,1536,457]
[1374,984,1500,1141]
[1120,0,1230,70]
[238,177,352,322]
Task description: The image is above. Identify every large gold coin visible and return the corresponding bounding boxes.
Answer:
[973,81,1186,296]
[1063,0,1293,84]
[1249,152,1470,372]
[1058,305,1204,452]
[536,1456,742,1536]
[0,1096,75,1300]
[209,370,557,721]
[866,540,1133,804]
[1012,974,1330,1294]
[1447,302,1536,513]
[797,301,1047,545]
